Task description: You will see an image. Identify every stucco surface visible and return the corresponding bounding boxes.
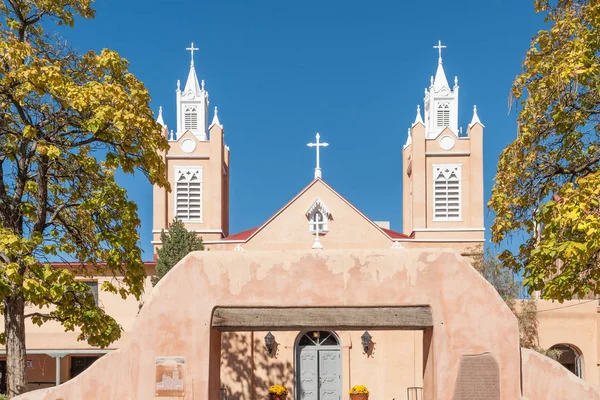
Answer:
[521,348,600,399]
[15,248,521,399]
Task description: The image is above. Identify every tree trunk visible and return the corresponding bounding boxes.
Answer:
[4,293,27,398]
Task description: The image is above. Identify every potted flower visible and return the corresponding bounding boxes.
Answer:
[268,385,288,400]
[349,385,369,400]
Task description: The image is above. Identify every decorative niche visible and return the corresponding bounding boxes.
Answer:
[306,198,331,234]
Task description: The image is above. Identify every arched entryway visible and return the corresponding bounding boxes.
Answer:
[295,331,341,400]
[549,344,583,378]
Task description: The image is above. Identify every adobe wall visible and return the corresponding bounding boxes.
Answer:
[221,330,424,399]
[535,299,600,384]
[521,348,600,399]
[15,248,521,399]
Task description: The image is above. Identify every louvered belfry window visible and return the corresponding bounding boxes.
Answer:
[433,165,461,221]
[175,168,202,221]
[436,103,450,128]
[184,105,198,131]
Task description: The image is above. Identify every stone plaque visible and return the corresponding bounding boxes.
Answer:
[453,353,500,400]
[155,356,185,397]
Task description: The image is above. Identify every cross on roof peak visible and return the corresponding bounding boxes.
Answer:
[433,40,447,63]
[307,133,329,180]
[186,42,199,66]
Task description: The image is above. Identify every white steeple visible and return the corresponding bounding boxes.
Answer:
[432,40,449,90]
[413,105,423,126]
[176,42,209,141]
[423,40,459,139]
[210,106,222,129]
[404,127,412,148]
[156,106,165,127]
[469,105,484,128]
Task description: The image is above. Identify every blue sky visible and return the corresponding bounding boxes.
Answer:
[59,0,544,260]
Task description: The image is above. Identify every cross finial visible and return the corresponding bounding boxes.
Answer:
[186,42,199,66]
[307,133,329,179]
[433,40,447,63]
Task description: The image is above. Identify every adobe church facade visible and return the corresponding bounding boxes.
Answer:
[5,43,600,399]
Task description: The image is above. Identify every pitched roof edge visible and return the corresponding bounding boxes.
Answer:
[220,178,412,244]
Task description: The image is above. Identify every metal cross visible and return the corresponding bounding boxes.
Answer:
[433,40,447,61]
[307,133,329,179]
[186,42,199,66]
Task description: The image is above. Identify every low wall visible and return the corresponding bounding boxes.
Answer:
[521,348,600,399]
[15,248,521,399]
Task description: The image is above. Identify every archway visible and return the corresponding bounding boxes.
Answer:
[295,331,341,400]
[17,249,522,399]
[549,344,583,378]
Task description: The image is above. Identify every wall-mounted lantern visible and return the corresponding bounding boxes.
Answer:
[361,331,372,353]
[265,332,275,356]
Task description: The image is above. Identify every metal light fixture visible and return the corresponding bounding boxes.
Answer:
[361,330,372,353]
[264,332,275,356]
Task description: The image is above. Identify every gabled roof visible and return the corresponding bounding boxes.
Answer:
[221,178,411,243]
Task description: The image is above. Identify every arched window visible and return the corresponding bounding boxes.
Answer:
[306,198,330,234]
[436,103,450,128]
[184,105,198,131]
[310,211,326,233]
[549,344,583,378]
[297,331,340,347]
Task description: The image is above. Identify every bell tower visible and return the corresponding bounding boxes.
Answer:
[152,43,230,253]
[402,41,484,251]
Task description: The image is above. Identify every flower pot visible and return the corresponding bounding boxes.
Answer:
[269,395,287,400]
[350,395,368,400]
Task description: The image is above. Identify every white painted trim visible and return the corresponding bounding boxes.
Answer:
[432,164,462,222]
[166,154,210,159]
[174,166,203,223]
[393,238,485,242]
[152,229,223,234]
[413,228,485,232]
[426,152,470,156]
[203,240,246,244]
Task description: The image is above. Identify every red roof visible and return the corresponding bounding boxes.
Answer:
[381,228,411,239]
[223,227,259,241]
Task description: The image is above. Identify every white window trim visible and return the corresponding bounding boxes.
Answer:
[436,102,450,128]
[432,164,462,222]
[174,167,203,223]
[306,198,330,234]
[183,105,198,131]
[308,211,328,234]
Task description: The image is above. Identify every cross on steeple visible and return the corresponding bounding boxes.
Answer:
[186,42,199,66]
[433,40,447,63]
[307,133,329,179]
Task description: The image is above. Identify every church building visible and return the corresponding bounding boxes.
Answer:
[5,42,600,400]
[151,41,486,399]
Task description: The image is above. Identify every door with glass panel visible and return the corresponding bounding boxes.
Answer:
[296,331,341,400]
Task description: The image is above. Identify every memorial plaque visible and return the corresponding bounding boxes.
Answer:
[453,353,500,400]
[155,356,185,397]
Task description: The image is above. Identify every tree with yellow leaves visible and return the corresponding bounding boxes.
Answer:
[0,1,169,396]
[490,0,600,301]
